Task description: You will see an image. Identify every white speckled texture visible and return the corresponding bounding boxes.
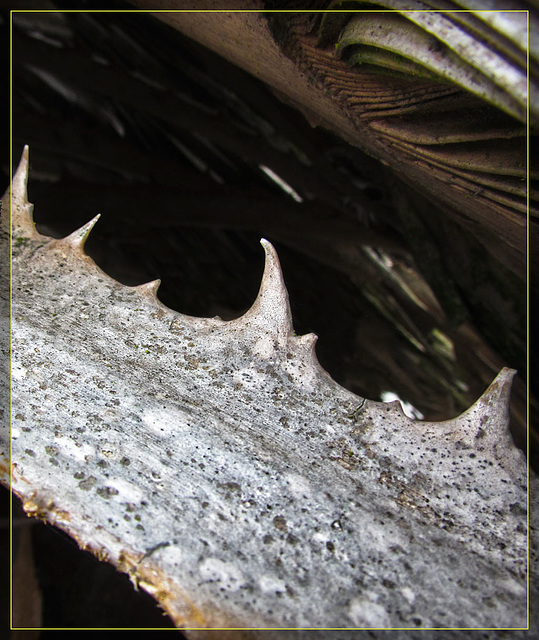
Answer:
[1,148,534,636]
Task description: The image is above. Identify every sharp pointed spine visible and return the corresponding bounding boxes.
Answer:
[136,279,161,297]
[238,239,293,337]
[465,367,515,437]
[61,214,101,250]
[11,145,39,239]
[452,368,523,469]
[294,332,318,353]
[476,367,515,413]
[12,145,29,202]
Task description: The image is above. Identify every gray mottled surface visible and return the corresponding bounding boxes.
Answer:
[2,148,533,635]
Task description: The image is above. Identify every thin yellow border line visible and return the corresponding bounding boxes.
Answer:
[9,6,531,633]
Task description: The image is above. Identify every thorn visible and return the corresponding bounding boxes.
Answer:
[135,279,161,297]
[454,368,520,463]
[474,367,515,416]
[294,332,323,373]
[465,367,515,432]
[12,145,29,199]
[11,145,40,239]
[60,215,101,250]
[238,239,293,339]
[294,332,318,353]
